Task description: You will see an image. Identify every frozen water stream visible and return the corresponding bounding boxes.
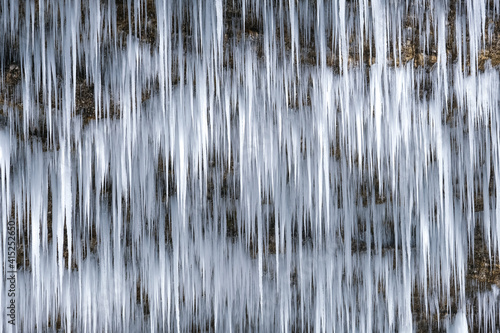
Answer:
[1,0,500,331]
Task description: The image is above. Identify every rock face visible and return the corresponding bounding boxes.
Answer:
[1,0,500,331]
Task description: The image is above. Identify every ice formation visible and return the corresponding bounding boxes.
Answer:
[1,0,500,331]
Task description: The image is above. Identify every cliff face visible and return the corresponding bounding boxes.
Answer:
[1,0,500,331]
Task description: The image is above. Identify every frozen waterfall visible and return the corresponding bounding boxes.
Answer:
[1,0,500,331]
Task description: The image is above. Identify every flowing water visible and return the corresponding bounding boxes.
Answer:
[1,0,500,331]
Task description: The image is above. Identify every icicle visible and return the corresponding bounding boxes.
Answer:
[1,0,500,331]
